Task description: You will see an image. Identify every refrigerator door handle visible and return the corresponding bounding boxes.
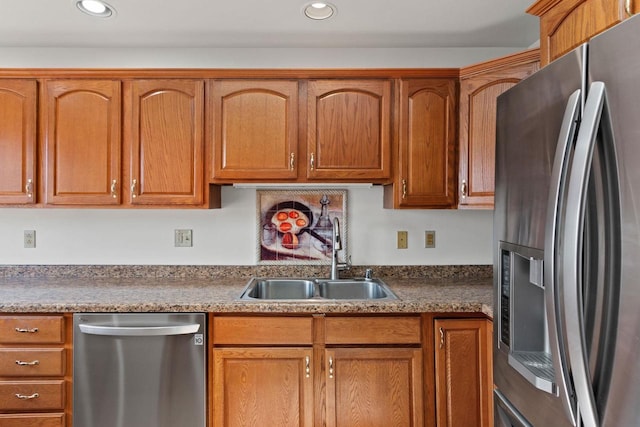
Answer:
[544,89,582,426]
[562,81,608,427]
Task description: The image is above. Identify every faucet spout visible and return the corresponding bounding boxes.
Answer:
[330,217,350,280]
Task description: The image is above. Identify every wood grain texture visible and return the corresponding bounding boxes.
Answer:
[43,80,121,205]
[0,316,65,345]
[212,316,313,345]
[0,413,65,427]
[213,347,314,427]
[0,349,65,377]
[0,80,37,205]
[325,347,423,427]
[211,80,299,181]
[324,316,421,345]
[0,380,64,411]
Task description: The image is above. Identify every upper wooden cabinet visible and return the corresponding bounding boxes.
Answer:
[125,79,205,206]
[211,80,299,181]
[458,50,540,208]
[306,80,392,181]
[384,78,457,208]
[528,0,637,66]
[43,80,122,205]
[0,80,37,205]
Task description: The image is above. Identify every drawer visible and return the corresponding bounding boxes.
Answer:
[0,380,65,411]
[0,316,65,345]
[0,413,64,427]
[213,316,313,345]
[0,349,65,377]
[325,316,422,345]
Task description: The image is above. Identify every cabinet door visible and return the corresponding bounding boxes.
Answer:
[211,80,299,181]
[388,78,457,208]
[528,0,634,66]
[0,80,37,205]
[213,347,314,427]
[325,347,423,427]
[458,53,539,208]
[307,80,391,181]
[43,80,121,205]
[127,79,205,205]
[434,318,492,427]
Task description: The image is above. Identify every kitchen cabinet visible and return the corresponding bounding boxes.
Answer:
[0,315,71,427]
[528,0,637,66]
[384,78,457,208]
[211,80,299,182]
[0,80,37,205]
[211,315,423,427]
[307,79,392,182]
[458,49,540,208]
[125,79,206,206]
[433,318,492,427]
[43,79,122,205]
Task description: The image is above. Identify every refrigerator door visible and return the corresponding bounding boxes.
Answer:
[494,47,585,427]
[588,14,640,426]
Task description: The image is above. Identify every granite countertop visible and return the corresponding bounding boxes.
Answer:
[0,265,494,317]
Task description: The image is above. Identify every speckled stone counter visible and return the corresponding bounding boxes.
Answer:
[0,265,493,317]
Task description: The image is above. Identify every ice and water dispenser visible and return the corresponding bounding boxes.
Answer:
[499,242,557,395]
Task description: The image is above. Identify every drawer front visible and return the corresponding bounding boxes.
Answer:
[0,349,65,377]
[0,317,65,344]
[325,316,422,345]
[0,380,65,411]
[213,316,313,345]
[0,413,65,427]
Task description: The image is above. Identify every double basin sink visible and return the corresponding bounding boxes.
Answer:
[239,277,398,301]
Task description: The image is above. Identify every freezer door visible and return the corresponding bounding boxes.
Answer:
[588,14,640,427]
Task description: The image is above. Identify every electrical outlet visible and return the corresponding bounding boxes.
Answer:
[174,229,193,247]
[24,230,36,248]
[397,231,408,249]
[425,230,436,248]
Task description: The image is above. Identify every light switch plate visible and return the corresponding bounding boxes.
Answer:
[425,230,436,248]
[397,231,408,249]
[24,230,36,248]
[174,229,193,247]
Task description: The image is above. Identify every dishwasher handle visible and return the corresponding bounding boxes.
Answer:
[78,323,200,337]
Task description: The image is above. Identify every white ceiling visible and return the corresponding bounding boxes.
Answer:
[0,0,539,49]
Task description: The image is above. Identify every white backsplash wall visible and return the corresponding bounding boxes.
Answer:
[0,186,493,266]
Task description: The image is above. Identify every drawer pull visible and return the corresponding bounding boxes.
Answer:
[15,327,39,333]
[305,356,310,378]
[15,392,40,400]
[328,356,334,379]
[16,360,40,366]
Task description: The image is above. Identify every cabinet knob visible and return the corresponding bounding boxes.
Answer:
[25,178,33,198]
[460,180,467,199]
[131,179,138,199]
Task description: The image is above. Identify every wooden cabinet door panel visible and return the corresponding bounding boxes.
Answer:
[307,80,391,181]
[43,80,121,205]
[325,348,423,427]
[212,80,299,181]
[394,79,457,208]
[434,318,492,427]
[213,348,314,427]
[128,79,205,205]
[0,80,37,204]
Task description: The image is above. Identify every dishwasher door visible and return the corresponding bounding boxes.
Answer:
[73,313,206,427]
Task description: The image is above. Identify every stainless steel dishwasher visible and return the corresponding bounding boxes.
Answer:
[73,313,206,427]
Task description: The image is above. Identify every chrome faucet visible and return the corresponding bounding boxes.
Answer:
[330,217,351,280]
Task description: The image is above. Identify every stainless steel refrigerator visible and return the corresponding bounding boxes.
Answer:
[493,14,640,427]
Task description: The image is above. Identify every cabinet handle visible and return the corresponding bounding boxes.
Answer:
[25,178,33,198]
[310,153,315,170]
[131,179,138,199]
[16,360,40,366]
[305,356,310,378]
[439,327,445,349]
[110,179,117,199]
[402,179,407,199]
[626,0,633,16]
[460,180,468,199]
[328,356,334,379]
[290,152,295,170]
[15,327,38,334]
[15,393,39,400]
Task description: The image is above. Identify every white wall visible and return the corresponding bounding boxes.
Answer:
[0,47,504,266]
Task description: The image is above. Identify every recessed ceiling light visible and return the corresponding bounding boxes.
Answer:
[304,2,336,20]
[76,0,115,18]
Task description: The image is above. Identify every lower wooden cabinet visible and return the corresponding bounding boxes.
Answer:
[434,318,493,427]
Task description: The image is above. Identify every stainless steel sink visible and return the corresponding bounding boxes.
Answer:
[239,277,398,301]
